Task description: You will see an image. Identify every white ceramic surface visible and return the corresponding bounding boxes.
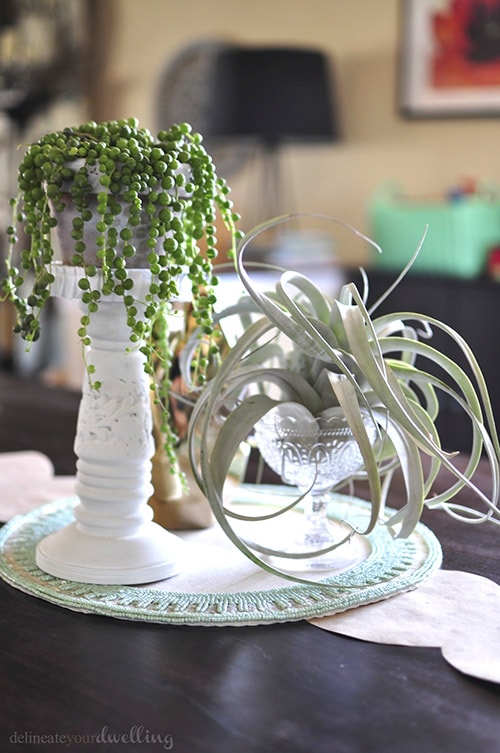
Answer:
[35,266,186,584]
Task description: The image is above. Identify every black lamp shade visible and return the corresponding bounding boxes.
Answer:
[208,46,340,144]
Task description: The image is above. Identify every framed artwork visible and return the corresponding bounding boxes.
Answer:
[399,0,500,117]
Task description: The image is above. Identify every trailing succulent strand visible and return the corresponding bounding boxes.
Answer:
[1,118,242,472]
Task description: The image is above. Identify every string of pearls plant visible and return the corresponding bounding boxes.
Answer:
[1,118,242,470]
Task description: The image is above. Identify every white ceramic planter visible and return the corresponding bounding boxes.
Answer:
[50,158,190,266]
[35,265,187,584]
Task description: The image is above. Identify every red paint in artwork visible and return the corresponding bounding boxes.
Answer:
[431,0,500,86]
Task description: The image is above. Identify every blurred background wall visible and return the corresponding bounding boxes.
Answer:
[88,0,500,265]
[2,0,500,384]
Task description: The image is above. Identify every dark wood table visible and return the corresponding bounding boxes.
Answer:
[0,375,499,753]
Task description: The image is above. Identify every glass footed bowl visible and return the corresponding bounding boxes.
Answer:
[253,402,378,571]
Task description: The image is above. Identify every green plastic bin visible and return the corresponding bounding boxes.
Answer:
[369,190,500,278]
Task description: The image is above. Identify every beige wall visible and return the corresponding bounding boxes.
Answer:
[96,0,500,264]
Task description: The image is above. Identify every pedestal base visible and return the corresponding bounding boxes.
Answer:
[37,266,190,585]
[35,521,186,584]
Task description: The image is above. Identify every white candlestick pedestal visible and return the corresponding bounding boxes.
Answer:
[35,266,186,584]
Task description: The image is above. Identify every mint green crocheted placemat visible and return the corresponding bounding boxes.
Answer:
[0,490,442,625]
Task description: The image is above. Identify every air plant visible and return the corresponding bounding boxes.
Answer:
[184,214,500,583]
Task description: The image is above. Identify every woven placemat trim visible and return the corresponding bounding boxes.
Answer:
[0,493,442,625]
